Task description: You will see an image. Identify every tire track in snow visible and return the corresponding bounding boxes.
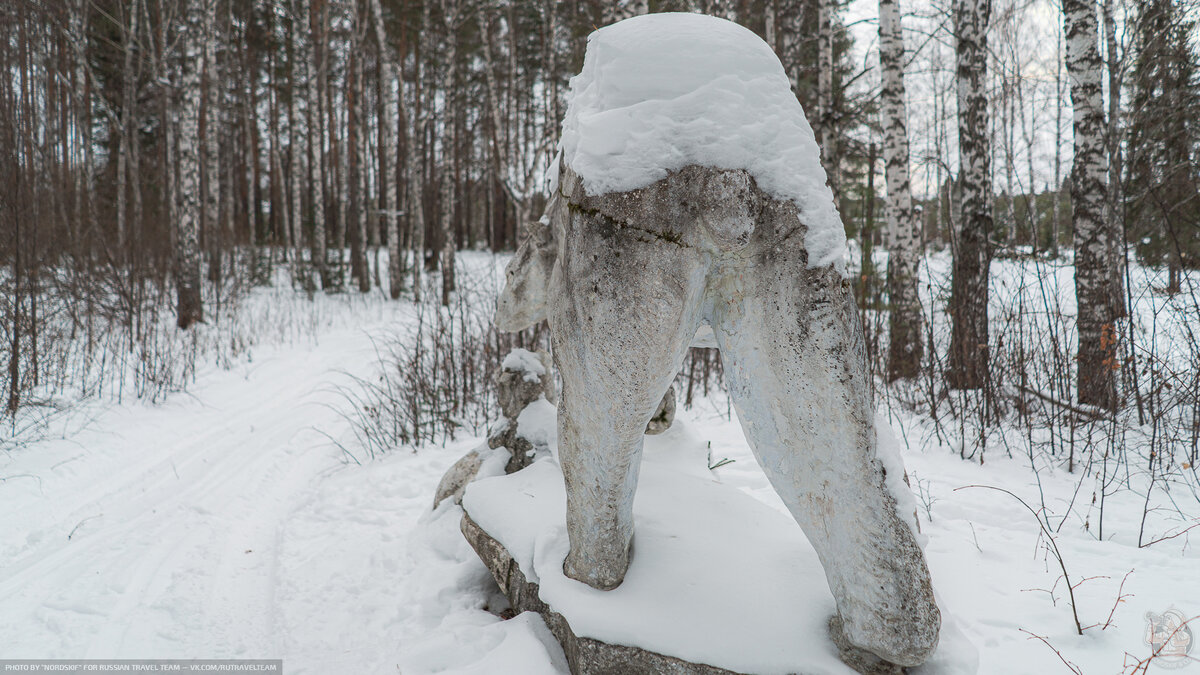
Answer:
[0,327,388,658]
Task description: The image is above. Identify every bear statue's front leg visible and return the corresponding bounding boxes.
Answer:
[549,210,706,591]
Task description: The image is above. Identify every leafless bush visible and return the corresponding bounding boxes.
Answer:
[871,249,1200,545]
[341,254,733,458]
[1,249,323,452]
[339,262,549,459]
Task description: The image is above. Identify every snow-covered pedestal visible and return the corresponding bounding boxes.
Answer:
[459,417,968,675]
[458,420,835,667]
[461,454,848,674]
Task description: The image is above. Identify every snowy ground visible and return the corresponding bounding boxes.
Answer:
[2,257,1198,674]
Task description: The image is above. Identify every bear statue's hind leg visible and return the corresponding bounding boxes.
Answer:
[710,260,941,668]
[549,225,705,591]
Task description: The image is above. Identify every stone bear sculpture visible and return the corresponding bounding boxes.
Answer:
[493,12,940,671]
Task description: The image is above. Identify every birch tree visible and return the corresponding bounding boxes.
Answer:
[880,0,922,381]
[153,0,175,259]
[948,0,993,390]
[176,0,205,328]
[407,0,430,302]
[1052,26,1064,257]
[476,3,554,245]
[817,0,838,203]
[306,0,328,288]
[368,0,401,298]
[348,0,369,292]
[289,0,306,267]
[116,0,140,256]
[1065,0,1117,409]
[440,0,459,307]
[202,0,220,281]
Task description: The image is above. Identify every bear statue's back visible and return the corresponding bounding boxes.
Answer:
[554,164,810,265]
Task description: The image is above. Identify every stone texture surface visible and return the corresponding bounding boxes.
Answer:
[496,248,682,437]
[490,162,940,667]
[645,386,676,435]
[433,349,557,509]
[829,615,905,675]
[496,350,555,420]
[488,419,545,474]
[461,513,747,675]
[432,449,482,509]
[543,163,939,666]
[496,214,558,333]
[496,203,719,357]
[491,350,555,473]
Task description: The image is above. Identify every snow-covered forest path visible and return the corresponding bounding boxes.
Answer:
[0,314,428,663]
[0,293,553,673]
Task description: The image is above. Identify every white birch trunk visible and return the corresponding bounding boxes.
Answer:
[408,0,431,302]
[880,0,922,382]
[154,0,175,250]
[176,0,204,328]
[439,0,458,307]
[1053,27,1063,258]
[1003,75,1016,246]
[129,0,145,258]
[306,0,328,287]
[1065,0,1117,408]
[202,0,219,280]
[817,0,837,202]
[478,4,526,236]
[289,0,305,265]
[368,0,402,299]
[948,0,993,390]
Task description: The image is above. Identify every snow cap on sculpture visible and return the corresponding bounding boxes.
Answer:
[556,12,847,273]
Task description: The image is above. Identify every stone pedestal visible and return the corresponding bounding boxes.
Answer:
[458,451,976,674]
[460,514,740,675]
[459,450,855,675]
